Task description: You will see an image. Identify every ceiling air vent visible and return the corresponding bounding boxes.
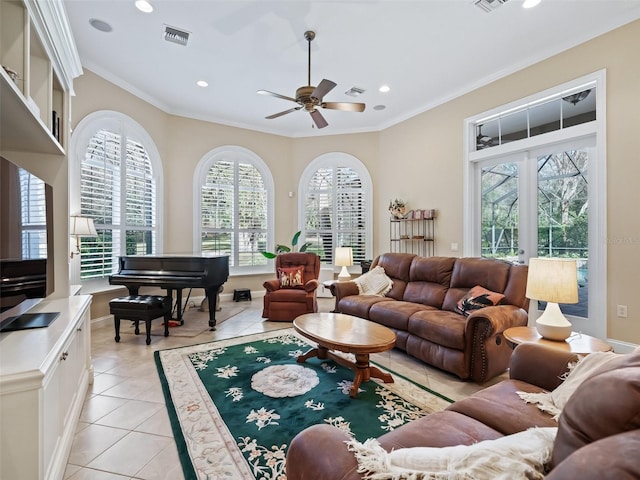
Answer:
[474,0,509,13]
[345,86,365,97]
[164,25,190,46]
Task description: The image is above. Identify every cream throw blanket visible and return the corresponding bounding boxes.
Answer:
[516,350,619,420]
[346,427,557,480]
[354,266,394,296]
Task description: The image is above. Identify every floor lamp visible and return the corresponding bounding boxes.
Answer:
[69,216,97,259]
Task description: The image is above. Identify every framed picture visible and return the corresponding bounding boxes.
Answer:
[414,209,423,220]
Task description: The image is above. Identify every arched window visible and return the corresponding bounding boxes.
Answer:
[299,153,372,264]
[70,111,163,282]
[194,146,274,274]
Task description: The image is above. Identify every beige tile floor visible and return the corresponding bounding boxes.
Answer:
[64,297,506,480]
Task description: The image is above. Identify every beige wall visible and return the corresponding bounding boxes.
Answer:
[71,20,640,345]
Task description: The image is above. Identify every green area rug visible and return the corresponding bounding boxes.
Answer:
[155,328,453,480]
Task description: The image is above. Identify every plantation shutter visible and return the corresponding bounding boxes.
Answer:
[80,128,156,279]
[304,165,367,264]
[19,169,47,259]
[201,159,267,268]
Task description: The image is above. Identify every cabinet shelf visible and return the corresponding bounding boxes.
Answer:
[0,69,64,154]
[390,216,435,256]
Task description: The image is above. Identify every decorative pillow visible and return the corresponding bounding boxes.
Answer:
[346,427,557,480]
[353,266,393,296]
[456,285,505,316]
[278,266,305,289]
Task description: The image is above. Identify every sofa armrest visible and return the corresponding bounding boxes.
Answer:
[463,305,528,382]
[286,424,361,480]
[329,281,360,310]
[509,343,578,391]
[263,279,280,292]
[304,278,319,293]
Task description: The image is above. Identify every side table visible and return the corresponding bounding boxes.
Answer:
[322,280,339,312]
[504,326,612,354]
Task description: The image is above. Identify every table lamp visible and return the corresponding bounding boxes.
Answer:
[526,257,579,341]
[70,216,97,259]
[335,247,353,282]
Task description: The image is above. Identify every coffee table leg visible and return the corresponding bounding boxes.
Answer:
[297,345,329,364]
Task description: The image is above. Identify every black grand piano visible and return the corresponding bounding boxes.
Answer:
[108,254,229,328]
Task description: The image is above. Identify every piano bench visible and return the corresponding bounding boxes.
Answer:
[233,288,252,302]
[110,295,171,345]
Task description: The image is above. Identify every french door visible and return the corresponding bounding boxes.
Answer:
[477,139,597,335]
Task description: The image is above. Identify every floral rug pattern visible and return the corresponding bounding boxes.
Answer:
[155,329,453,480]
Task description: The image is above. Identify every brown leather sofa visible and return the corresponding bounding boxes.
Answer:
[330,253,529,382]
[262,252,321,321]
[286,343,640,480]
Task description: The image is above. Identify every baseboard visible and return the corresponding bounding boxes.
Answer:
[607,339,638,353]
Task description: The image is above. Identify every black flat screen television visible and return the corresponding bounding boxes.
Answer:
[0,155,53,314]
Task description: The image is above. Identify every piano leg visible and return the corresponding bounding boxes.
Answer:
[205,285,222,330]
[164,288,184,326]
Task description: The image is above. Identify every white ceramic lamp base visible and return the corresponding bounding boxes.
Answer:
[338,266,351,282]
[535,302,572,341]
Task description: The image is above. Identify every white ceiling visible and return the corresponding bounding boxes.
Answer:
[64,0,640,138]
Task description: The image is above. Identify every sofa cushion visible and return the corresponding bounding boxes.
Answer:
[407,310,467,350]
[456,285,505,316]
[337,294,394,319]
[551,347,640,468]
[442,257,511,312]
[448,379,559,435]
[369,301,436,332]
[372,252,415,300]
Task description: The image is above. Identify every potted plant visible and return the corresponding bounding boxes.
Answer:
[389,198,407,219]
[261,231,313,259]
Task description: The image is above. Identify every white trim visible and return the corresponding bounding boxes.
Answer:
[193,145,274,276]
[298,152,374,263]
[68,110,164,284]
[463,70,606,340]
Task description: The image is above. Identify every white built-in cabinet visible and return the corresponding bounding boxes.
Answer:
[0,0,78,154]
[0,295,93,480]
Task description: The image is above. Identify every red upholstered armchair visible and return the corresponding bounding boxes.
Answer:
[262,252,321,321]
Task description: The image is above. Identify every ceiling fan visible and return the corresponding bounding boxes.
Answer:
[257,30,365,129]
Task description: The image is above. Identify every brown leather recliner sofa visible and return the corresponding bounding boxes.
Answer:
[286,343,640,480]
[330,253,529,382]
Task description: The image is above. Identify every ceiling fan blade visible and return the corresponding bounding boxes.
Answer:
[257,90,298,104]
[310,109,328,129]
[311,79,337,100]
[265,106,302,119]
[322,102,366,113]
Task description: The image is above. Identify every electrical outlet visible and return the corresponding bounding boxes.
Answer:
[451,243,459,252]
[617,305,628,318]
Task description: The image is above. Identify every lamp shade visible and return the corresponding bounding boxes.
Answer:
[526,257,579,304]
[69,216,97,237]
[334,247,353,267]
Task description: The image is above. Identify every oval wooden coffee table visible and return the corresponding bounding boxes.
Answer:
[293,313,397,398]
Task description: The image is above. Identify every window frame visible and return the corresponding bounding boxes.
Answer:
[69,110,163,287]
[463,70,607,341]
[193,145,274,276]
[298,152,373,267]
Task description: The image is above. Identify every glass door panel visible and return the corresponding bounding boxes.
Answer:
[481,162,519,263]
[536,149,589,318]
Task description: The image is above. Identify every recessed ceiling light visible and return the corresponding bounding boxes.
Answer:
[197,80,209,88]
[135,0,154,13]
[379,85,390,93]
[523,0,541,8]
[373,105,386,111]
[89,18,112,33]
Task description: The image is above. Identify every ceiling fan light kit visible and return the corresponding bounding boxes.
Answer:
[257,30,366,129]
